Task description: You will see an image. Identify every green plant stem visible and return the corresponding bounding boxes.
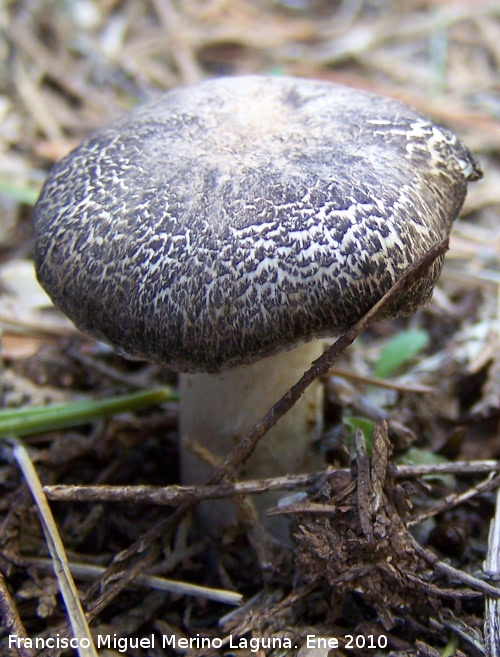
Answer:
[0,388,175,438]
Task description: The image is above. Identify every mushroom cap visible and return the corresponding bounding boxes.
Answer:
[34,75,481,373]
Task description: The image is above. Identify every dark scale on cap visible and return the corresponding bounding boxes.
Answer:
[33,76,481,373]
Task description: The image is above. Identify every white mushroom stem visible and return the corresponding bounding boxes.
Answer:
[179,341,325,536]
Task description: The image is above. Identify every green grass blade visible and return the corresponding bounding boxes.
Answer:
[0,388,175,438]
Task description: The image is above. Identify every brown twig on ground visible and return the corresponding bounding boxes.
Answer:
[42,459,500,505]
[407,472,500,527]
[483,487,500,656]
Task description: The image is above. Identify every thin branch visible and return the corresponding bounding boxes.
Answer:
[484,487,500,656]
[9,438,97,657]
[28,558,242,606]
[409,533,500,598]
[43,459,500,506]
[407,472,500,527]
[329,367,435,393]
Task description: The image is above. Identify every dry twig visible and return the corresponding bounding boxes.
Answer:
[7,438,97,657]
[484,487,500,656]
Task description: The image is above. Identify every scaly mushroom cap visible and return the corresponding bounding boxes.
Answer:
[34,76,481,373]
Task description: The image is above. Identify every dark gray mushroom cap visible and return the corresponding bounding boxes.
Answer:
[34,75,481,373]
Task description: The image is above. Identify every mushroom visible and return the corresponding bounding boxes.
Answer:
[33,76,481,535]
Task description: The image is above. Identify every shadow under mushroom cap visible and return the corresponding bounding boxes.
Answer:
[33,75,481,373]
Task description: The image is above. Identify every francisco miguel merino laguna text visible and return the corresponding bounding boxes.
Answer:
[9,633,298,653]
[10,632,391,651]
